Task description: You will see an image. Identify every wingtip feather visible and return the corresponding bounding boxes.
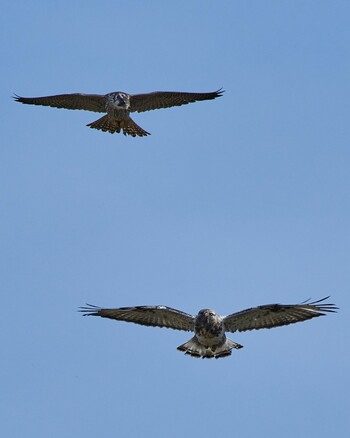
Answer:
[78,303,101,316]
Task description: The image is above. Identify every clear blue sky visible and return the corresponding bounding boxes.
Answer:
[1,1,349,437]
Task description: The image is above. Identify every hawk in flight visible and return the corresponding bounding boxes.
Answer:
[80,297,337,359]
[13,88,223,137]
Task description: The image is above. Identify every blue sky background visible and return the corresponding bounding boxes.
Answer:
[1,1,349,437]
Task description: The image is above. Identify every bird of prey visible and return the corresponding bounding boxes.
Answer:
[79,297,337,359]
[13,88,224,137]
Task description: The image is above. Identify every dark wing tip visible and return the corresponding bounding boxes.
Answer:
[301,296,338,313]
[13,94,23,102]
[214,87,225,97]
[78,303,101,316]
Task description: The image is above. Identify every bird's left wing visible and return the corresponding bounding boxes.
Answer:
[13,93,106,113]
[129,89,224,113]
[223,297,337,333]
[79,305,194,331]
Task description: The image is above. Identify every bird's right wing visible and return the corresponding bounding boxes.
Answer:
[79,304,194,331]
[13,93,106,113]
[129,89,224,113]
[223,297,337,333]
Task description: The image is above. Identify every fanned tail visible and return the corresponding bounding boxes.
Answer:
[87,115,150,137]
[177,336,243,359]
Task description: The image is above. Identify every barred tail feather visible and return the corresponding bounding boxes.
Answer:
[87,115,150,137]
[177,336,243,359]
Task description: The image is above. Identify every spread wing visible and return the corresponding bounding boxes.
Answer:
[13,93,106,113]
[129,89,224,113]
[80,304,194,331]
[223,297,337,333]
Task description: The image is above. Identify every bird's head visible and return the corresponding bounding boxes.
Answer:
[197,309,218,323]
[108,92,129,108]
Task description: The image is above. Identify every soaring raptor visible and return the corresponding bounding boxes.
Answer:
[79,297,337,359]
[13,88,223,137]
